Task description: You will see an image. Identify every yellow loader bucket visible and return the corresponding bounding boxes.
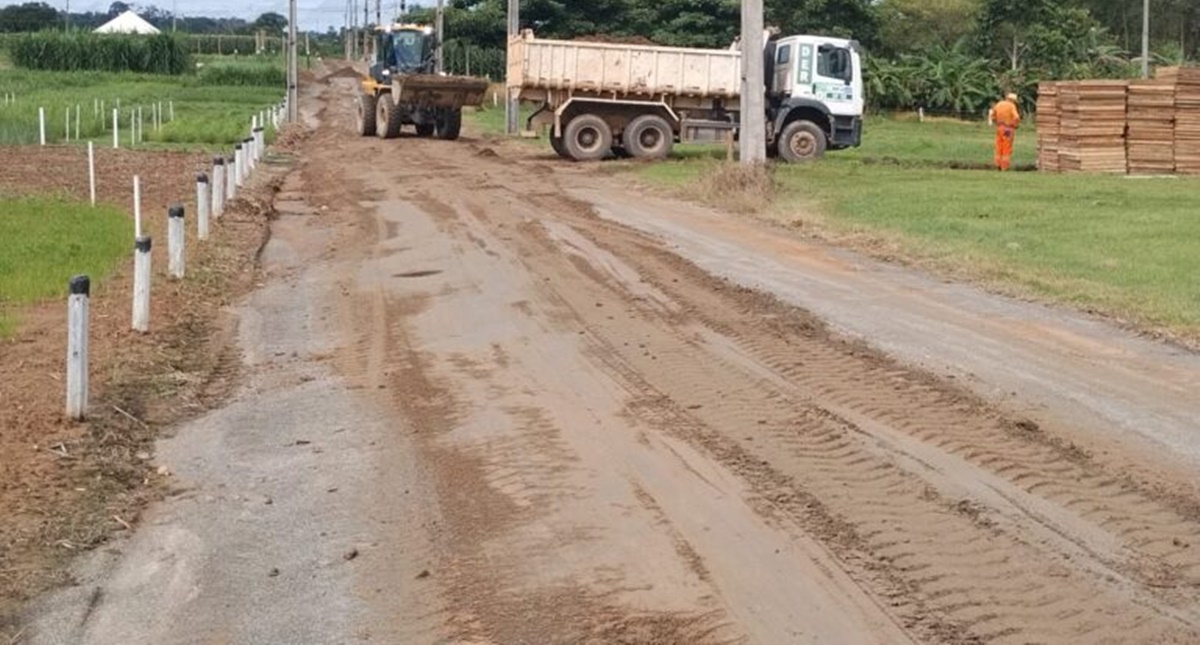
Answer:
[391,74,489,109]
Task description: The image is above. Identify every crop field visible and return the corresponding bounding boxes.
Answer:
[0,196,130,336]
[0,57,283,147]
[630,117,1200,340]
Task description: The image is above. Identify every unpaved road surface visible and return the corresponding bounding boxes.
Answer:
[22,74,1200,644]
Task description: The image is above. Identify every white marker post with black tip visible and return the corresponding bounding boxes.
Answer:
[66,275,90,420]
[226,153,237,201]
[167,204,185,279]
[211,157,225,218]
[132,176,151,333]
[196,173,210,240]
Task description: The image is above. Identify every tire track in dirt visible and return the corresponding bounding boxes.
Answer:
[519,203,1200,642]
[309,73,1200,643]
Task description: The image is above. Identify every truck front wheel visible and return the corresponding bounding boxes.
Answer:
[777,120,827,162]
[356,94,377,137]
[563,114,612,162]
[622,114,674,159]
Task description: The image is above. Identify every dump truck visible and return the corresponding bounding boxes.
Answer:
[357,24,490,140]
[506,30,864,161]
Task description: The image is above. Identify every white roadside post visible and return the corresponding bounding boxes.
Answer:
[112,108,119,148]
[87,142,96,206]
[234,143,244,187]
[211,157,225,218]
[196,173,210,240]
[226,153,237,201]
[246,121,257,171]
[39,107,46,145]
[65,275,90,421]
[132,176,150,333]
[167,204,185,279]
[243,136,254,175]
[129,110,135,147]
[132,236,151,332]
[169,100,174,121]
[64,107,70,142]
[75,104,80,140]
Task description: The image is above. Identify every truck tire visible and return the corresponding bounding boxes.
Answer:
[563,114,612,162]
[549,134,570,158]
[435,109,462,140]
[777,120,827,162]
[356,94,377,137]
[416,123,435,137]
[376,93,401,139]
[622,114,674,159]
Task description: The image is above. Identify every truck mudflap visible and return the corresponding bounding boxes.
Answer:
[391,74,489,109]
[831,115,862,149]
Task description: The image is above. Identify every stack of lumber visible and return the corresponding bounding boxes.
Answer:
[1159,67,1200,175]
[1056,81,1128,174]
[1126,80,1176,175]
[1036,82,1061,171]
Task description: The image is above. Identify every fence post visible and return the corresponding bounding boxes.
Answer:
[39,107,46,146]
[65,107,70,142]
[169,100,174,121]
[132,236,151,333]
[254,127,264,162]
[66,275,90,420]
[75,104,80,140]
[113,108,119,149]
[196,173,210,240]
[243,136,254,174]
[234,143,244,187]
[168,205,185,279]
[88,142,96,206]
[226,153,237,201]
[211,157,225,219]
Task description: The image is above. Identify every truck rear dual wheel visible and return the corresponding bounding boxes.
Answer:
[356,94,377,137]
[777,120,827,162]
[376,93,402,139]
[563,114,612,162]
[622,115,674,159]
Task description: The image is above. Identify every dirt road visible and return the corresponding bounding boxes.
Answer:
[22,74,1200,643]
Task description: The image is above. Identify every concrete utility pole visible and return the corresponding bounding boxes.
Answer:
[288,0,299,122]
[506,0,519,135]
[739,0,766,163]
[1141,0,1151,79]
[435,0,445,74]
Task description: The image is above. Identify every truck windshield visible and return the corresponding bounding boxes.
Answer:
[817,45,852,83]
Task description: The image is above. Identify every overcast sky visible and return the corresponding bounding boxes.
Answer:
[2,0,433,31]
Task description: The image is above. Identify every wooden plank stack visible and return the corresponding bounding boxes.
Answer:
[1126,80,1176,175]
[1159,67,1200,175]
[1056,81,1128,174]
[1036,82,1061,171]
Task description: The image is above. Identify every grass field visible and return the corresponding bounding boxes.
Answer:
[633,117,1200,338]
[0,57,283,148]
[0,196,131,337]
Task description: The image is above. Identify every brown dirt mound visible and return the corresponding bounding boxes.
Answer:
[574,34,658,46]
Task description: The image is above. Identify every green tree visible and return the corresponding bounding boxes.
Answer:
[254,11,288,34]
[876,0,980,57]
[0,2,59,32]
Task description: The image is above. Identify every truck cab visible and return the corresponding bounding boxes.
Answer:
[766,35,864,160]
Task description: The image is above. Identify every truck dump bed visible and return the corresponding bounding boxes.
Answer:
[507,31,741,99]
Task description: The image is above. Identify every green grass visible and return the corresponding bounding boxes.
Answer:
[634,117,1200,338]
[0,59,284,147]
[0,196,132,337]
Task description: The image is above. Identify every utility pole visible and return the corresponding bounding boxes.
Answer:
[1141,0,1151,79]
[505,0,519,135]
[435,0,444,74]
[739,0,766,163]
[287,0,299,123]
[363,0,369,61]
[376,0,381,29]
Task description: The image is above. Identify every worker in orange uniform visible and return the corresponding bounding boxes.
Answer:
[989,93,1021,171]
